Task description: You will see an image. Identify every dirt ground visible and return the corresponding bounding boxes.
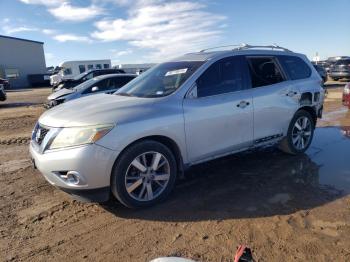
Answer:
[1,83,350,262]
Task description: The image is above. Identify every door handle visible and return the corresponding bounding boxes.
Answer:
[285,91,298,97]
[237,101,250,108]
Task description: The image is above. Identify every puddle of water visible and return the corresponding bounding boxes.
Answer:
[307,126,350,194]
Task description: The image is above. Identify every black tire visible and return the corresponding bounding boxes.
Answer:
[279,110,315,155]
[111,140,177,208]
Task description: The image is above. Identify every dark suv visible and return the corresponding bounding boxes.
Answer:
[53,68,125,92]
[329,58,350,81]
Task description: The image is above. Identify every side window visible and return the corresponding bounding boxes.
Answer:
[278,56,311,80]
[112,76,135,89]
[246,57,284,88]
[84,79,109,93]
[82,72,93,81]
[196,56,245,98]
[63,68,72,75]
[103,64,110,69]
[87,64,93,70]
[79,65,86,73]
[96,64,102,69]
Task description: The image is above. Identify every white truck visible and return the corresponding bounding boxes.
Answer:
[50,59,111,86]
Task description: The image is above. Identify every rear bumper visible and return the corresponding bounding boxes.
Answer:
[329,72,350,78]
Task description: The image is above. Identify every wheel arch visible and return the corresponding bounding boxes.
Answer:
[111,135,185,182]
[297,106,317,126]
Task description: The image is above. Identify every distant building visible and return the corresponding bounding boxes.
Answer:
[115,63,156,74]
[0,35,46,88]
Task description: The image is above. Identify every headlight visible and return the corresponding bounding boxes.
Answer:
[48,124,114,150]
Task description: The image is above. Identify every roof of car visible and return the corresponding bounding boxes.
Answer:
[93,73,137,80]
[172,45,303,62]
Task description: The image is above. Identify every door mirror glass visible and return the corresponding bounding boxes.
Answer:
[91,86,99,92]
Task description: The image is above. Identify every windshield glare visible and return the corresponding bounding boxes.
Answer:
[115,61,204,98]
[73,70,92,80]
[74,78,97,91]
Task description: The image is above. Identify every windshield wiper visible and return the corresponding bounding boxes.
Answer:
[116,92,135,97]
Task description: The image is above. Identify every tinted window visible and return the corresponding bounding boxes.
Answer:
[63,68,72,75]
[87,64,93,70]
[104,64,110,69]
[196,56,245,97]
[96,64,102,69]
[278,56,311,80]
[246,57,284,88]
[112,76,135,88]
[79,65,86,73]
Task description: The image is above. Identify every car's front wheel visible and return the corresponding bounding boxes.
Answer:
[279,110,315,155]
[111,140,177,208]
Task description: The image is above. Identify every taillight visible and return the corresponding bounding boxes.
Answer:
[344,84,350,95]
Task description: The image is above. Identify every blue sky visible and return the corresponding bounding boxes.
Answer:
[1,0,349,67]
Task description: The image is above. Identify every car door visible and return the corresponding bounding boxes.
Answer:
[246,56,300,143]
[183,56,254,163]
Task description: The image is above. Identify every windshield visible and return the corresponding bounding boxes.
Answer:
[73,78,98,91]
[115,61,204,98]
[73,70,92,80]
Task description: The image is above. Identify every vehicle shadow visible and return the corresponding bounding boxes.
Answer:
[0,102,42,108]
[102,127,348,221]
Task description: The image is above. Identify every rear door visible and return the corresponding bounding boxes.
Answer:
[246,56,300,143]
[183,56,254,163]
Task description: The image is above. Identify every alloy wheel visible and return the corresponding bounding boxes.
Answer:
[291,116,312,150]
[124,151,171,202]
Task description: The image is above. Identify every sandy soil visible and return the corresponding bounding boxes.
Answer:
[1,86,350,262]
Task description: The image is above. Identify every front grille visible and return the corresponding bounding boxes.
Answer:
[33,124,50,145]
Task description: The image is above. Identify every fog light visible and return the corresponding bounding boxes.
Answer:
[57,171,83,185]
[66,172,80,185]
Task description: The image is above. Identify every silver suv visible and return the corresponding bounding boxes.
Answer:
[30,45,324,208]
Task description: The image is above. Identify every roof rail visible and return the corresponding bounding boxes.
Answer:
[200,43,292,53]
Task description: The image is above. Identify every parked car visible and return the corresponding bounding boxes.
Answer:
[343,82,350,108]
[52,68,126,92]
[0,78,10,89]
[46,74,136,108]
[30,44,324,208]
[329,58,350,81]
[313,64,327,83]
[0,84,7,101]
[50,59,112,86]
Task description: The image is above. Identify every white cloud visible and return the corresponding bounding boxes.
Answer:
[42,29,56,35]
[91,1,226,61]
[2,25,38,34]
[45,52,55,60]
[48,2,104,22]
[53,33,92,42]
[19,0,64,6]
[110,49,133,56]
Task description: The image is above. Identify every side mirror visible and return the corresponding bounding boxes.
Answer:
[91,86,99,92]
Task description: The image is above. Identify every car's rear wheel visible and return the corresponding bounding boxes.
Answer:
[279,110,315,155]
[111,140,177,208]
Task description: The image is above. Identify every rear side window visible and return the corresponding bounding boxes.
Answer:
[278,56,311,80]
[196,56,246,97]
[246,57,284,88]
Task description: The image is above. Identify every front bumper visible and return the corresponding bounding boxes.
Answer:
[30,141,120,202]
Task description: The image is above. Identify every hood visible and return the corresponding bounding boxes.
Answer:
[48,88,75,101]
[39,94,156,127]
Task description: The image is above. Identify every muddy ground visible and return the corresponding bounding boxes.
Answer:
[1,83,350,262]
